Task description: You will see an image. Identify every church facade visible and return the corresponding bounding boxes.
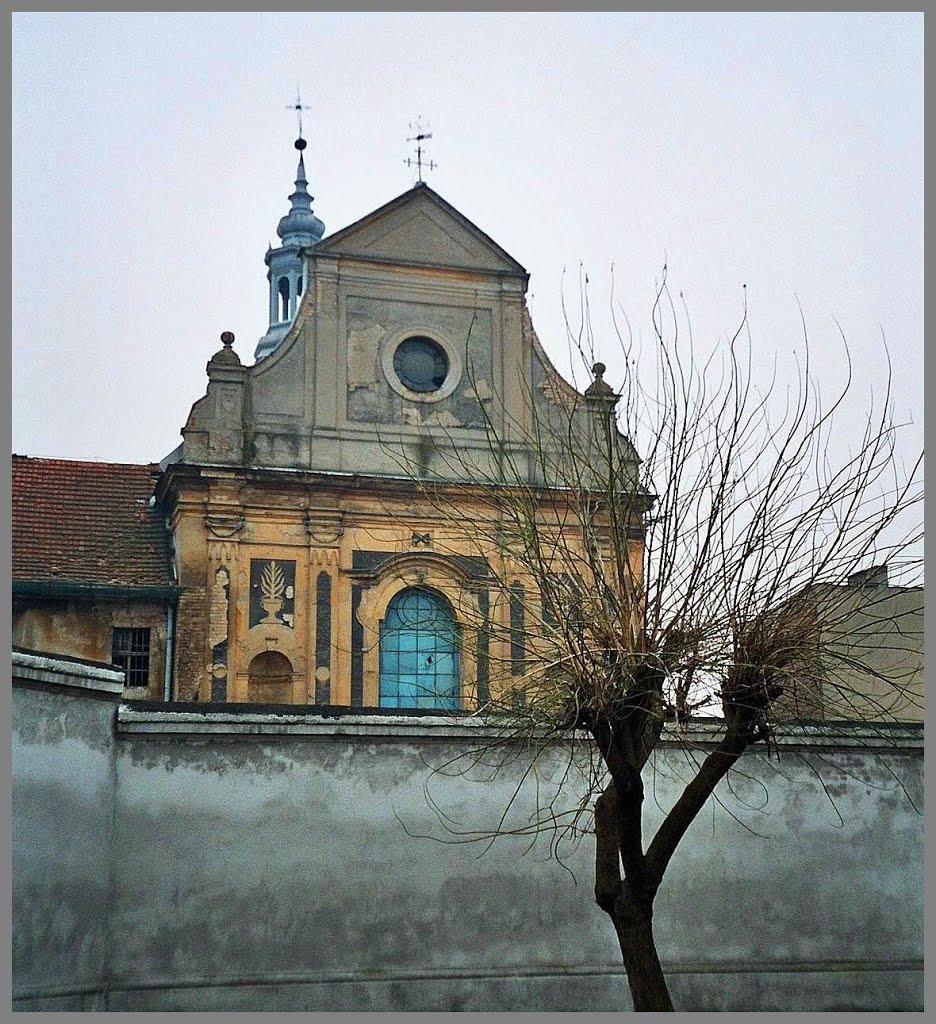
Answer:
[12,135,923,723]
[155,137,641,707]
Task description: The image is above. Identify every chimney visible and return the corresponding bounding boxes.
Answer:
[847,565,889,587]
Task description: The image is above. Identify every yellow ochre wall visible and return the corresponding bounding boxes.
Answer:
[165,468,643,708]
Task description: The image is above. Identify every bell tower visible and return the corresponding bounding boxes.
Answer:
[254,134,325,362]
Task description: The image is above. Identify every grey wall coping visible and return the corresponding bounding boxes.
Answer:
[12,650,125,694]
[11,645,919,751]
[115,705,923,750]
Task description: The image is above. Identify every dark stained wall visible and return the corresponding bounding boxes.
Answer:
[13,661,924,1012]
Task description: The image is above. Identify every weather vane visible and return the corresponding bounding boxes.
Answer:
[405,117,437,183]
[287,85,312,139]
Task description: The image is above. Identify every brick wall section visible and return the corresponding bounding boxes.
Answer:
[173,588,207,700]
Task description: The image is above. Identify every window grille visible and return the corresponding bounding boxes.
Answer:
[111,627,151,688]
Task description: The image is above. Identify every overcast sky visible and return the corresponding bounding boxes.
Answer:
[12,12,923,500]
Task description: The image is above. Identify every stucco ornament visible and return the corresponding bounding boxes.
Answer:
[249,559,296,629]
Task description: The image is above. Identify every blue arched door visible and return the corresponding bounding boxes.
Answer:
[379,588,460,710]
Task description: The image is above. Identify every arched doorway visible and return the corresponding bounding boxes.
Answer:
[247,650,294,704]
[379,588,460,710]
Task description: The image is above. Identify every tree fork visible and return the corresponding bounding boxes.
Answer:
[595,783,674,1010]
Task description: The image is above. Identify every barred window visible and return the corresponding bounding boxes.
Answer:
[111,627,151,688]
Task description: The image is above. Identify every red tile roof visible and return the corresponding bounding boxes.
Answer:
[12,455,174,588]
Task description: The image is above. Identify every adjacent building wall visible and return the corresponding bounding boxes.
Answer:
[13,598,169,698]
[12,658,923,1012]
[774,576,925,724]
[820,583,924,722]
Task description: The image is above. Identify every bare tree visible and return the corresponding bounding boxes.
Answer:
[388,269,923,1011]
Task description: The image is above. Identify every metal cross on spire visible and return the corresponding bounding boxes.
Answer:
[405,117,437,183]
[287,85,312,139]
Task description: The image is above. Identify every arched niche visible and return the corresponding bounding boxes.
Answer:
[246,650,295,704]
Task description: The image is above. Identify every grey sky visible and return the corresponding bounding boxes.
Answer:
[12,12,922,492]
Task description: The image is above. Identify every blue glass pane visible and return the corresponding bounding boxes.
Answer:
[380,588,460,710]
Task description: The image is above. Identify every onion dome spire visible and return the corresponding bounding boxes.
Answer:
[255,121,326,363]
[277,137,325,246]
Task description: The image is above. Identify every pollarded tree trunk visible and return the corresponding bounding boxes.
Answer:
[593,785,673,1010]
[592,717,754,1011]
[609,885,673,1011]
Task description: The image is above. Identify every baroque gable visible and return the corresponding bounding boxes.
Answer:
[315,184,527,276]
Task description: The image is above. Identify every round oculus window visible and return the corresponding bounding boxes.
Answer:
[392,336,449,393]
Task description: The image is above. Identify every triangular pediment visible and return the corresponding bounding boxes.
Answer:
[314,185,527,276]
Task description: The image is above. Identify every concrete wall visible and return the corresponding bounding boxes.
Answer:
[12,658,923,1012]
[12,653,124,1010]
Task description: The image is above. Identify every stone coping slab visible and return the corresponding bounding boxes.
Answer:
[12,649,125,694]
[115,703,923,749]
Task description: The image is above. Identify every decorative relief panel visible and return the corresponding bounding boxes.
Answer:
[347,322,385,390]
[344,296,493,427]
[218,384,240,416]
[208,431,240,458]
[315,571,332,705]
[206,513,245,540]
[307,509,344,544]
[476,588,490,705]
[350,584,364,706]
[208,566,231,702]
[249,559,296,629]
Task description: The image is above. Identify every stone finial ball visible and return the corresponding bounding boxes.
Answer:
[220,331,235,346]
[592,362,606,377]
[295,137,308,151]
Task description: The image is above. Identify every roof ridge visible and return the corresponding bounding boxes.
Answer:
[13,453,160,470]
